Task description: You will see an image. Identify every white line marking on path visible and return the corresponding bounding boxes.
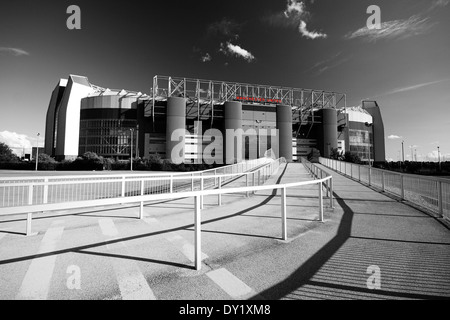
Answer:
[98,218,156,300]
[113,261,156,300]
[143,217,208,262]
[98,218,119,237]
[16,221,65,300]
[206,268,254,298]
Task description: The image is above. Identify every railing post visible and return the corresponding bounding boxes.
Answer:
[194,195,201,271]
[43,178,48,204]
[200,176,204,209]
[382,172,385,192]
[26,184,33,236]
[246,173,249,197]
[214,170,217,187]
[329,178,334,208]
[438,180,443,217]
[170,175,174,193]
[368,167,371,186]
[400,174,405,200]
[318,182,324,222]
[252,172,256,194]
[139,179,144,219]
[121,176,125,197]
[218,176,222,206]
[358,165,361,181]
[281,187,287,241]
[350,164,353,178]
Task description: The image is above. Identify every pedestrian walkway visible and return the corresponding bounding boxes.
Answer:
[250,164,450,299]
[0,162,449,300]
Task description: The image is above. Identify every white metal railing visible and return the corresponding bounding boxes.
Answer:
[0,158,271,208]
[0,157,334,271]
[301,157,334,208]
[0,158,284,236]
[319,157,450,221]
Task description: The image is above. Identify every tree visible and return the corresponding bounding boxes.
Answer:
[0,142,19,162]
[343,151,361,164]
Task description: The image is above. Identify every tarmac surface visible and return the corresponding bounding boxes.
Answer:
[0,162,449,300]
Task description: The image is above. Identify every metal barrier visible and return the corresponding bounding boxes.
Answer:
[319,157,450,221]
[0,158,271,208]
[0,158,284,234]
[301,157,334,210]
[1,157,333,271]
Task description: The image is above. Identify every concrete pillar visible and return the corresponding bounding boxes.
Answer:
[319,108,337,158]
[224,101,242,164]
[276,104,293,162]
[166,97,186,163]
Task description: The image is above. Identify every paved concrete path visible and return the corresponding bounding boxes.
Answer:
[252,164,450,299]
[0,163,449,300]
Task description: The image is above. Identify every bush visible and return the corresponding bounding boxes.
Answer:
[33,153,58,170]
[0,161,33,170]
[68,152,104,171]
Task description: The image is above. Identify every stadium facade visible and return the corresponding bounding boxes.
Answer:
[44,74,385,163]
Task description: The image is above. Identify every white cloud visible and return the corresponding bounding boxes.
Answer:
[221,42,255,62]
[201,53,212,62]
[388,135,403,140]
[0,47,30,56]
[389,79,449,95]
[345,15,434,42]
[266,0,327,40]
[373,79,450,99]
[427,150,450,161]
[0,131,43,156]
[430,0,450,10]
[307,51,350,76]
[299,20,327,39]
[284,0,306,17]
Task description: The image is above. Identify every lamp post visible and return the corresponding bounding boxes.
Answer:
[438,146,441,171]
[401,140,405,166]
[130,128,134,171]
[136,124,139,160]
[35,133,40,171]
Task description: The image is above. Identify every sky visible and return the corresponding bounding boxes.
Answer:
[0,0,449,161]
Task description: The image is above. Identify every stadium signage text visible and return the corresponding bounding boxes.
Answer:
[235,96,282,104]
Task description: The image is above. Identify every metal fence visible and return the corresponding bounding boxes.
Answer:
[319,157,450,221]
[0,158,271,208]
[1,156,333,271]
[302,157,335,207]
